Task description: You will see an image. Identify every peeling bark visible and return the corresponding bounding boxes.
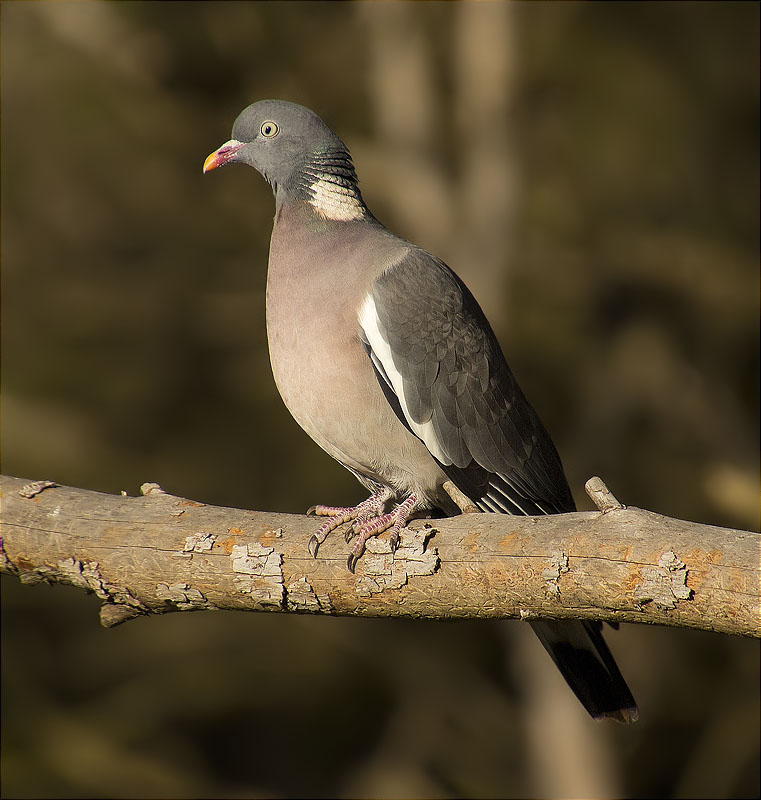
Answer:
[1,475,758,636]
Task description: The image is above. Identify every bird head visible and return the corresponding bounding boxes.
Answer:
[203,100,350,193]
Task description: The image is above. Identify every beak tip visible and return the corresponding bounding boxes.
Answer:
[202,139,244,175]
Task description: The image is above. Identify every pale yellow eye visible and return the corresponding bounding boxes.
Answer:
[260,121,279,138]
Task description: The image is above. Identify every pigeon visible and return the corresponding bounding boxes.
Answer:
[204,99,637,723]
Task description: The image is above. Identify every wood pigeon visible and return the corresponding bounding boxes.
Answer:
[204,99,637,723]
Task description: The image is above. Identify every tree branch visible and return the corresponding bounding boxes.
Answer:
[1,474,758,636]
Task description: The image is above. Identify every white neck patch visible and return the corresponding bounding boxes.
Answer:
[306,174,366,222]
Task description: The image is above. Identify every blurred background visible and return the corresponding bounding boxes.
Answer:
[2,2,758,798]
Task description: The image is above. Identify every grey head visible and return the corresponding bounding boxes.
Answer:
[204,100,367,220]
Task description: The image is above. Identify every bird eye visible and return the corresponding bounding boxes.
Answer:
[260,121,279,138]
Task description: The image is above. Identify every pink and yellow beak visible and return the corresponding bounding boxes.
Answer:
[203,139,246,173]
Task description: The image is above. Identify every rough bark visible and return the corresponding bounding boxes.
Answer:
[1,474,758,636]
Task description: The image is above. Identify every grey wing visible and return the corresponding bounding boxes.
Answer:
[358,248,575,516]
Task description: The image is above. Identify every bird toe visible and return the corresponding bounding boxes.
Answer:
[344,527,358,544]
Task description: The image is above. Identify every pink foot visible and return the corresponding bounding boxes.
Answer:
[306,491,421,571]
[346,493,419,573]
[306,490,392,559]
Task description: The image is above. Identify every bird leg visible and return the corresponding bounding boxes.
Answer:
[306,489,393,558]
[346,493,419,573]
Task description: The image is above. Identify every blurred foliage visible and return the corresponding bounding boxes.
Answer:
[1,2,758,798]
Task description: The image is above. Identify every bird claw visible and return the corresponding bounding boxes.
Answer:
[307,535,320,559]
[347,552,360,573]
[388,531,400,552]
[306,505,319,516]
[344,527,358,544]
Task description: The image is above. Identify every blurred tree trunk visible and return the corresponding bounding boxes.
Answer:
[452,0,516,323]
[357,2,516,328]
[512,623,623,797]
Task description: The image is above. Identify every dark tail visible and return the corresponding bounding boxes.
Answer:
[529,618,638,723]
